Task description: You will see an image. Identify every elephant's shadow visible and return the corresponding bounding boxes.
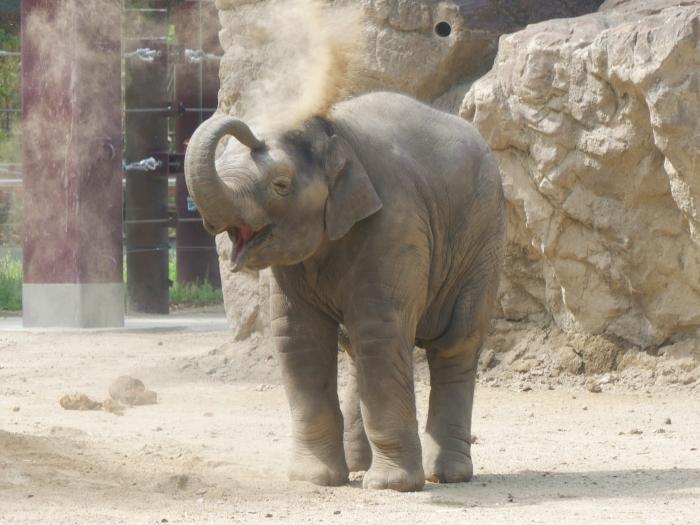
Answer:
[352,468,700,507]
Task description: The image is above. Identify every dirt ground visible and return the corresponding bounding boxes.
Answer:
[1,317,699,524]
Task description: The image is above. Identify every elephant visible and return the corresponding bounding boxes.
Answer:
[184,91,505,492]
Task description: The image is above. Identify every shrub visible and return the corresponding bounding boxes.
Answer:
[0,254,21,311]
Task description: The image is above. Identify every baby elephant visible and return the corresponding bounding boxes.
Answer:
[185,92,505,491]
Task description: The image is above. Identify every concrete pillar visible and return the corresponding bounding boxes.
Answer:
[21,0,124,327]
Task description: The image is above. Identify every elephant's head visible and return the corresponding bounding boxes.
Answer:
[184,116,383,271]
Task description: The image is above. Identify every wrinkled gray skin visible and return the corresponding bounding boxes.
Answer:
[184,92,505,492]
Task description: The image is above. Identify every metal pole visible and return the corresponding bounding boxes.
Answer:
[123,0,169,313]
[173,0,221,288]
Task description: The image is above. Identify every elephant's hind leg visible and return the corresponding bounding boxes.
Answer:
[340,349,372,472]
[423,283,495,483]
[423,342,479,483]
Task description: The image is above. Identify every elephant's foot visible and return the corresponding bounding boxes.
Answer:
[423,438,473,483]
[289,453,349,487]
[363,461,425,492]
[344,433,372,472]
[346,444,372,472]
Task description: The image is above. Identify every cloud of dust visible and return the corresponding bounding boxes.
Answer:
[218,0,363,130]
[21,1,225,296]
[19,0,361,286]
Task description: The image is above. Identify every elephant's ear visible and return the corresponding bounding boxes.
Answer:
[324,135,383,241]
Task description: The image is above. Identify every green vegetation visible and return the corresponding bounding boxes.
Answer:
[0,16,23,312]
[0,254,222,312]
[168,254,223,307]
[0,254,21,311]
[0,125,19,162]
[0,24,21,164]
[0,24,20,111]
[169,278,222,307]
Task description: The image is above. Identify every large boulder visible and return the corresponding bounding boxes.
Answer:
[461,0,700,347]
[359,0,604,110]
[215,0,604,117]
[213,0,604,338]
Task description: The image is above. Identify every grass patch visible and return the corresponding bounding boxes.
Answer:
[0,255,22,311]
[169,279,223,307]
[168,254,223,307]
[0,126,20,163]
[0,253,222,312]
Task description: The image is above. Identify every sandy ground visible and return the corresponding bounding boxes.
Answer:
[1,321,699,524]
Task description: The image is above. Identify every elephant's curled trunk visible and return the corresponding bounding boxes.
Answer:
[184,115,266,233]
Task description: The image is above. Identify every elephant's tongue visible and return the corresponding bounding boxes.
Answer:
[238,225,255,243]
[234,224,255,260]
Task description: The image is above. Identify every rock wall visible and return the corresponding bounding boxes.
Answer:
[212,0,700,355]
[214,0,604,118]
[357,0,605,111]
[461,0,700,347]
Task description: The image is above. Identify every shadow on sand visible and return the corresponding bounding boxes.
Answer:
[423,468,700,507]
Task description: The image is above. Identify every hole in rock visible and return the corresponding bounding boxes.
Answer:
[434,21,452,37]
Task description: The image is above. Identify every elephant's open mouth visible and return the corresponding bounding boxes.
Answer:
[230,224,271,268]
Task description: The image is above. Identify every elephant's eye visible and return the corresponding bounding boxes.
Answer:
[272,176,292,196]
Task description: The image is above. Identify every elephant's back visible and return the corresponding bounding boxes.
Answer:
[331,92,488,154]
[330,92,496,196]
[331,91,502,235]
[332,93,505,350]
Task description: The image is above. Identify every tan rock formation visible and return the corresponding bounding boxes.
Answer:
[214,0,498,120]
[212,0,605,340]
[461,0,700,347]
[212,0,700,351]
[214,0,604,117]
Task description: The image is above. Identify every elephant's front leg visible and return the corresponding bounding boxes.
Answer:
[341,353,372,472]
[271,282,348,487]
[348,312,425,492]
